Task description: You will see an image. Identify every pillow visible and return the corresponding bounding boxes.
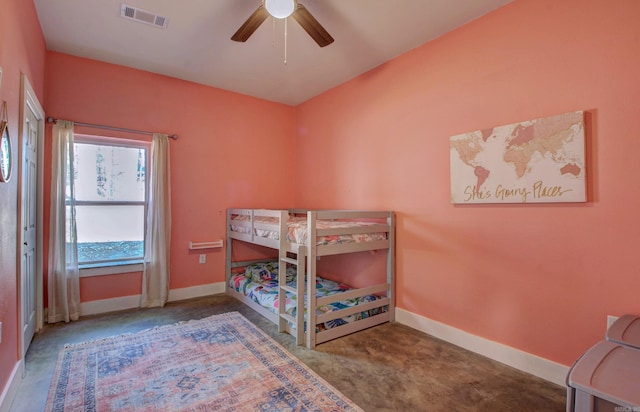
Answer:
[245,262,299,283]
[245,262,279,282]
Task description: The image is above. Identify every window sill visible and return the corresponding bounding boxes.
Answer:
[79,261,144,278]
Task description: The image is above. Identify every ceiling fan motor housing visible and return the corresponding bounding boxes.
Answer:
[264,0,297,19]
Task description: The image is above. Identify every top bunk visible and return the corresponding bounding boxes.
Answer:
[227,208,394,256]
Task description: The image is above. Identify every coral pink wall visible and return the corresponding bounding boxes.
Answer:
[79,273,143,302]
[0,0,46,398]
[45,52,296,302]
[295,0,640,366]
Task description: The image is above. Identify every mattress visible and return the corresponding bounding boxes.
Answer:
[230,214,387,245]
[229,262,386,331]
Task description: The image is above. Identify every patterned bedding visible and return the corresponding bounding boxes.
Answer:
[230,214,387,245]
[229,262,386,331]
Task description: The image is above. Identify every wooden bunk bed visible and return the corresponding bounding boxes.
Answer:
[225,208,395,348]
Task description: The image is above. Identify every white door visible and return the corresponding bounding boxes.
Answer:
[21,101,38,354]
[20,75,44,357]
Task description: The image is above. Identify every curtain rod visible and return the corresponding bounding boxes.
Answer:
[46,117,178,140]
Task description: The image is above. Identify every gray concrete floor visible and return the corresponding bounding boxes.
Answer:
[10,294,566,411]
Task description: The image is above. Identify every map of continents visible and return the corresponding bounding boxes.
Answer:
[450,111,586,204]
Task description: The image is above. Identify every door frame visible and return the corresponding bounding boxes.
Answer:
[17,73,45,359]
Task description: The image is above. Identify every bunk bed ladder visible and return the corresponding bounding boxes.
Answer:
[277,211,306,345]
[278,251,306,345]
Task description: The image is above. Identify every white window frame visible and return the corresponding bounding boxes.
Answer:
[73,134,150,277]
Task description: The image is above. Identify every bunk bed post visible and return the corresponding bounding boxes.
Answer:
[250,209,255,243]
[387,211,396,322]
[306,211,318,349]
[277,211,288,334]
[225,209,232,295]
[296,247,306,345]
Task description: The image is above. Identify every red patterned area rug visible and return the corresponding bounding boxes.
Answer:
[46,311,362,411]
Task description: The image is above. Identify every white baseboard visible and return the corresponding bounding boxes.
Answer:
[395,308,569,386]
[168,282,225,302]
[79,282,225,317]
[0,360,23,412]
[80,295,141,316]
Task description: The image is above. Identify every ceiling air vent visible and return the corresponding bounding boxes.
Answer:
[120,4,168,29]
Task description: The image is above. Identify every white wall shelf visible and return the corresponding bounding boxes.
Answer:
[189,240,223,250]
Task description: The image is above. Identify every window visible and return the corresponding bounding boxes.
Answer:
[72,136,148,269]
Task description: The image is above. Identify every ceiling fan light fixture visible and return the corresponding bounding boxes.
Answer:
[264,0,296,19]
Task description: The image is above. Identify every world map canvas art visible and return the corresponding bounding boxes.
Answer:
[450,111,586,204]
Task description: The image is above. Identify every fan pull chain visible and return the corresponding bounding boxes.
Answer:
[284,18,288,65]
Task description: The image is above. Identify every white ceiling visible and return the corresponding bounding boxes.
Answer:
[33,0,513,106]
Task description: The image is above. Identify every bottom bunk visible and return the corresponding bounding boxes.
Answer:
[227,261,391,348]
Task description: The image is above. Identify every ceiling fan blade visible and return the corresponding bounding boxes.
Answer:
[231,5,270,42]
[292,4,334,47]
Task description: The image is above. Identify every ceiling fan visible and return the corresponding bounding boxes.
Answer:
[231,0,334,47]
